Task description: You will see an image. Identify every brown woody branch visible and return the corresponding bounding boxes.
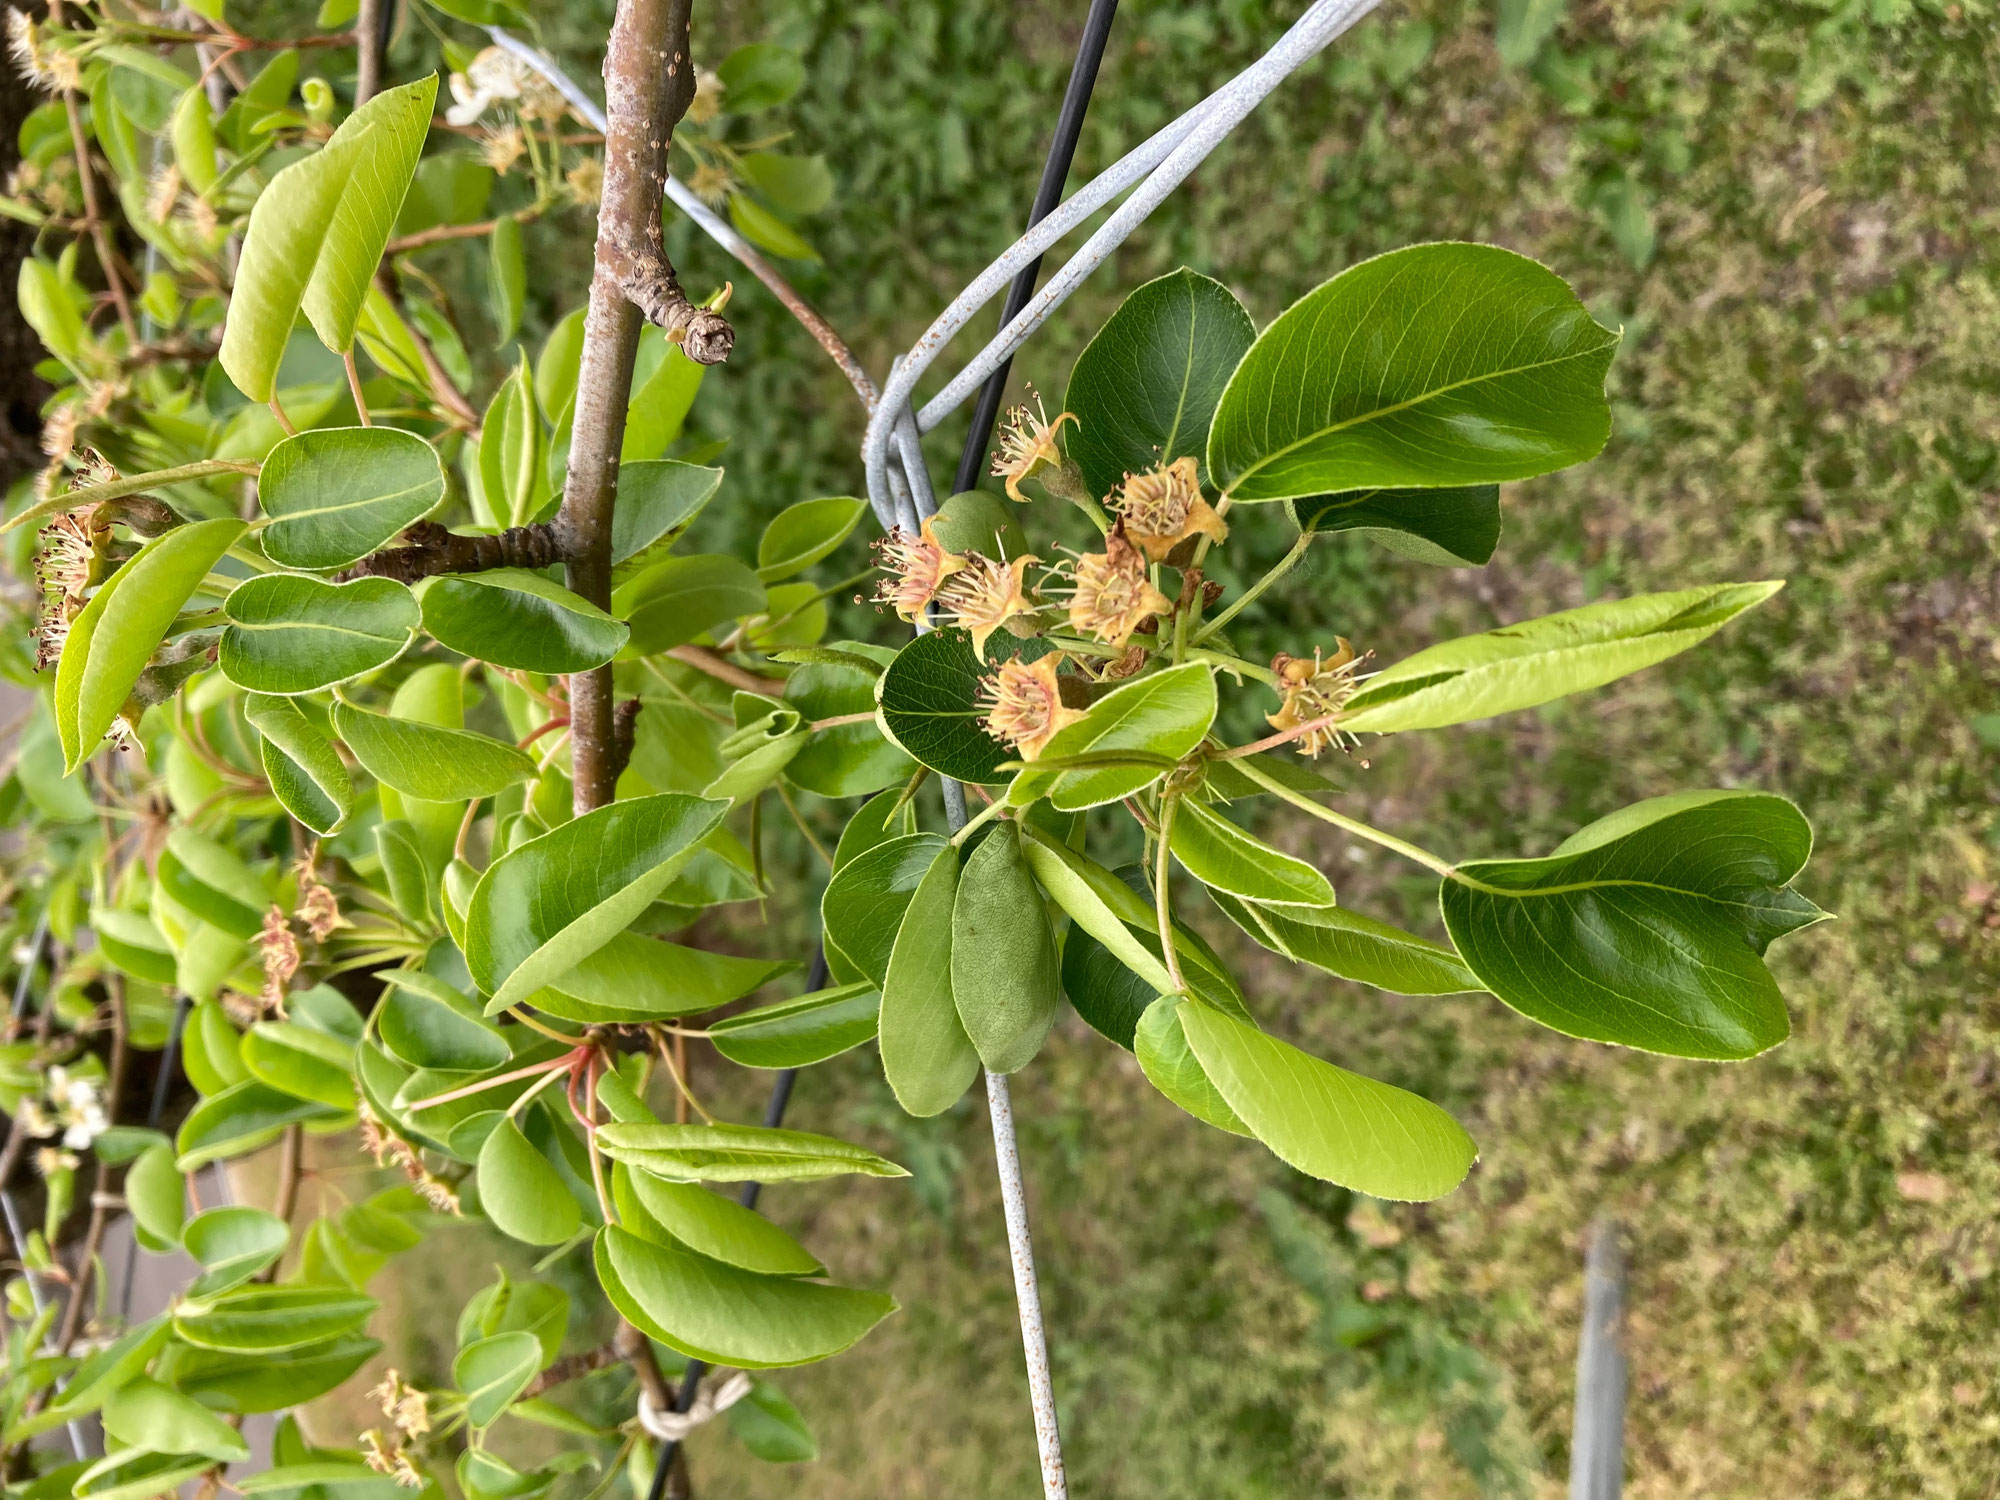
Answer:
[339,520,561,583]
[523,1342,622,1399]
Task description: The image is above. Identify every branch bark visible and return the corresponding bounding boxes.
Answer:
[338,520,561,583]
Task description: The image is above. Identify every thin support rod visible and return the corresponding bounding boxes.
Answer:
[1570,1219,1628,1500]
[986,1071,1065,1499]
[952,0,1119,494]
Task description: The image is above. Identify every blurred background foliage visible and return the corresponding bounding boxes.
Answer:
[32,0,2000,1491]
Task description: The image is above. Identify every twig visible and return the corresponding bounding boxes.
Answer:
[523,1341,620,1398]
[664,644,785,696]
[384,210,544,257]
[339,519,561,582]
[371,269,481,431]
[54,978,128,1352]
[354,0,385,106]
[57,60,137,344]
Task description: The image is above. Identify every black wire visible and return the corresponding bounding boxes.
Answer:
[950,0,1123,496]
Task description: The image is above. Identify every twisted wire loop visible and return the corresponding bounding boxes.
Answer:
[635,1372,753,1443]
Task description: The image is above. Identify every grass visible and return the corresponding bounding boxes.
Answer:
[382,0,2000,1492]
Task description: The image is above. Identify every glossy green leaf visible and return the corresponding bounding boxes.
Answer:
[220,574,418,693]
[101,1377,249,1462]
[1136,997,1251,1134]
[530,930,794,1024]
[163,1336,381,1416]
[1178,1000,1476,1199]
[951,824,1060,1074]
[1210,889,1479,995]
[455,1331,543,1428]
[610,460,723,565]
[820,832,948,985]
[613,554,767,656]
[1065,267,1256,498]
[374,818,432,929]
[466,794,727,1012]
[241,1020,355,1109]
[478,359,540,527]
[378,970,511,1070]
[182,1205,289,1295]
[477,1116,583,1246]
[831,785,918,871]
[90,910,176,986]
[220,77,437,399]
[54,518,243,772]
[175,1081,343,1170]
[1291,484,1502,567]
[181,1002,248,1094]
[489,214,525,340]
[124,1144,184,1252]
[880,844,980,1115]
[1208,243,1619,502]
[419,569,628,673]
[620,1170,823,1276]
[256,426,447,570]
[159,829,269,940]
[727,1379,817,1463]
[458,1272,570,1366]
[622,329,704,462]
[784,643,913,798]
[596,1225,894,1369]
[756,496,865,582]
[875,628,1057,785]
[332,698,535,800]
[1170,797,1334,907]
[243,693,352,835]
[1441,790,1822,1058]
[925,489,1029,562]
[173,1284,378,1352]
[1340,582,1784,734]
[34,1317,172,1430]
[1061,927,1158,1052]
[1009,663,1216,811]
[707,983,880,1070]
[595,1122,907,1184]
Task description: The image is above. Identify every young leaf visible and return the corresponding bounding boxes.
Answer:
[1441,790,1823,1059]
[158,830,270,940]
[54,518,244,772]
[819,832,949,985]
[613,554,766,656]
[162,1337,381,1416]
[220,574,418,693]
[706,984,881,1070]
[784,644,913,798]
[727,1380,818,1463]
[1170,798,1335,907]
[951,825,1060,1074]
[529,930,795,1024]
[465,794,728,1012]
[220,76,437,399]
[101,1376,250,1462]
[1339,581,1784,734]
[181,1206,289,1295]
[240,1021,356,1110]
[91,909,178,986]
[831,785,919,871]
[377,970,511,1071]
[418,569,628,673]
[478,359,540,527]
[1209,889,1479,995]
[243,694,352,836]
[1065,268,1256,499]
[756,496,865,582]
[32,1316,173,1430]
[124,1143,185,1253]
[880,844,980,1115]
[173,1285,378,1353]
[595,1226,894,1369]
[332,699,536,800]
[619,1170,823,1276]
[256,426,447,570]
[1207,242,1619,502]
[609,460,724,565]
[477,1117,583,1246]
[1135,996,1251,1136]
[876,628,1058,785]
[1009,663,1216,811]
[1178,1001,1477,1199]
[454,1331,543,1428]
[594,1123,908,1184]
[1291,484,1502,568]
[488,214,525,340]
[175,1082,344,1170]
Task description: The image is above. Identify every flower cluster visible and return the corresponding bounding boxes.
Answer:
[20,1065,109,1151]
[445,46,570,128]
[1267,642,1366,757]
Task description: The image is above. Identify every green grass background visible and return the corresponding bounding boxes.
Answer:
[405,0,1999,1492]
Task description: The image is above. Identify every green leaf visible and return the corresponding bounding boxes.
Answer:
[102,1377,249,1462]
[181,1002,249,1094]
[488,215,525,341]
[458,1272,570,1365]
[175,1082,343,1170]
[611,460,723,565]
[378,970,511,1071]
[1209,890,1479,995]
[1009,663,1216,811]
[241,1021,356,1109]
[925,490,1028,562]
[613,554,767,656]
[596,1226,894,1368]
[221,574,417,693]
[729,190,817,259]
[256,426,447,570]
[1061,929,1158,1052]
[181,1205,289,1295]
[1207,242,1619,503]
[595,1123,907,1184]
[158,829,269,940]
[54,518,243,772]
[418,569,628,674]
[718,43,804,111]
[220,77,437,399]
[951,824,1060,1074]
[622,328,705,462]
[162,1336,381,1416]
[875,628,1056,785]
[35,1317,172,1429]
[466,794,727,1012]
[244,693,353,835]
[880,844,980,1115]
[832,785,918,871]
[820,832,948,986]
[1291,484,1502,567]
[1497,0,1568,65]
[70,1451,213,1500]
[784,643,913,798]
[1136,997,1250,1135]
[333,698,536,799]
[1341,581,1782,734]
[706,984,880,1070]
[123,1145,184,1253]
[1178,1001,1477,1199]
[173,1285,378,1352]
[478,359,540,527]
[454,1331,543,1428]
[477,1116,583,1246]
[90,910,177,985]
[1441,790,1822,1058]
[739,152,833,215]
[1065,267,1256,499]
[728,1380,818,1463]
[1170,798,1334,906]
[619,1170,823,1276]
[530,931,794,1024]
[756,497,865,582]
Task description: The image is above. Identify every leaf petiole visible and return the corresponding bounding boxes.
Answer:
[1191,530,1313,647]
[1230,754,1456,877]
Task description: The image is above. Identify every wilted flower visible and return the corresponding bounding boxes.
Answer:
[298,880,342,943]
[370,1369,433,1439]
[979,654,1084,761]
[33,507,104,670]
[360,1430,424,1490]
[8,9,79,93]
[258,905,300,1009]
[687,68,723,125]
[1267,641,1365,757]
[990,392,1077,502]
[144,163,181,225]
[564,157,603,206]
[445,47,567,127]
[688,162,732,206]
[34,1146,78,1175]
[872,516,967,621]
[939,552,1040,660]
[480,125,526,176]
[1058,526,1173,649]
[1112,456,1228,563]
